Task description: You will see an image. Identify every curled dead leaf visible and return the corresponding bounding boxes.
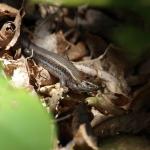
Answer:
[86,94,126,115]
[73,124,99,150]
[0,21,16,49]
[39,83,65,112]
[72,104,98,150]
[66,41,88,61]
[5,8,25,50]
[0,3,18,17]
[0,3,25,50]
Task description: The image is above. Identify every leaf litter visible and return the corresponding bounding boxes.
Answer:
[0,2,150,150]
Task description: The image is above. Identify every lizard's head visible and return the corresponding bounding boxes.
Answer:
[78,80,99,93]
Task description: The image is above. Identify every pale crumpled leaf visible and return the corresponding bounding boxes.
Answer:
[33,17,58,53]
[39,83,65,111]
[1,56,33,90]
[12,67,30,88]
[33,32,58,53]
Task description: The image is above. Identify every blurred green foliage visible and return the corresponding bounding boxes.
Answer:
[30,0,150,7]
[0,75,56,150]
[113,26,150,62]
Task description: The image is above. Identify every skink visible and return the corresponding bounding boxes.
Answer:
[21,37,99,92]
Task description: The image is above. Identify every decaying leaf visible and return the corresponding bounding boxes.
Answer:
[37,4,60,18]
[33,65,54,87]
[5,8,25,50]
[91,110,111,128]
[84,32,108,58]
[39,83,65,111]
[33,16,88,60]
[0,21,16,49]
[93,112,150,138]
[1,56,33,89]
[73,124,99,150]
[0,3,24,50]
[66,41,88,61]
[130,81,150,112]
[98,47,129,95]
[34,27,88,61]
[0,3,18,17]
[86,94,126,115]
[34,30,58,53]
[72,104,98,150]
[100,135,150,150]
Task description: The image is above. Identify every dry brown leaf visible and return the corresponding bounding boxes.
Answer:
[100,135,150,150]
[34,66,54,87]
[91,110,111,128]
[56,31,70,54]
[72,104,98,150]
[0,3,24,50]
[93,112,150,138]
[130,81,150,112]
[34,23,88,60]
[77,8,117,39]
[84,32,108,58]
[64,17,76,28]
[0,21,16,48]
[74,124,99,150]
[58,141,75,150]
[38,4,60,18]
[0,4,24,50]
[95,46,129,95]
[22,57,59,88]
[39,83,65,111]
[66,42,88,61]
[139,58,150,75]
[5,8,25,50]
[0,3,18,17]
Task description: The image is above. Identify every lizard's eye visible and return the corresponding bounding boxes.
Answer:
[22,48,32,57]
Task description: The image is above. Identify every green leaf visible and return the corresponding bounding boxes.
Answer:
[0,77,56,150]
[29,0,150,7]
[112,26,150,62]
